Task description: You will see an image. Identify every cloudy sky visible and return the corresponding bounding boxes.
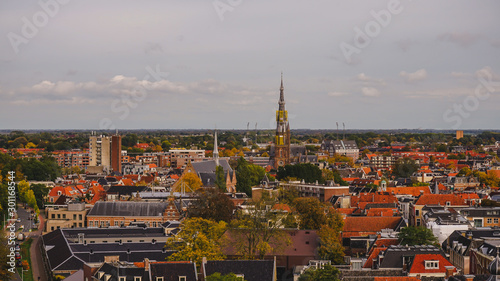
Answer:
[1,0,499,130]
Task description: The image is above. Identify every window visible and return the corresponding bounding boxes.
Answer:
[425,260,439,269]
[62,214,66,219]
[119,278,126,281]
[52,214,55,219]
[134,277,142,281]
[487,218,493,224]
[178,277,186,281]
[495,218,499,224]
[57,214,61,219]
[416,218,421,226]
[79,214,83,220]
[156,278,164,281]
[415,210,420,216]
[73,214,77,220]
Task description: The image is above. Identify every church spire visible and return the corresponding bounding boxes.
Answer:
[213,129,219,166]
[279,72,285,111]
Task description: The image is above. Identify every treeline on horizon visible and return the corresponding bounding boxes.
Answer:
[0,130,499,152]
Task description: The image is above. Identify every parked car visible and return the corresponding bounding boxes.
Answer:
[15,252,21,260]
[15,244,20,252]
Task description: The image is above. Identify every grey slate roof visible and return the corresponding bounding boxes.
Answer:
[150,262,198,281]
[88,201,168,217]
[192,159,232,173]
[379,245,444,269]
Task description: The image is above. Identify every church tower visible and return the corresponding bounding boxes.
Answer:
[273,73,291,169]
[213,129,219,166]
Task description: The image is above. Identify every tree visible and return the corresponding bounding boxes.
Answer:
[174,172,203,192]
[298,264,341,281]
[236,157,265,196]
[165,218,227,265]
[187,188,235,223]
[318,226,344,264]
[17,180,30,203]
[215,166,227,192]
[31,183,50,209]
[398,226,438,246]
[393,158,419,178]
[294,197,327,230]
[229,199,291,259]
[277,163,323,184]
[206,273,247,281]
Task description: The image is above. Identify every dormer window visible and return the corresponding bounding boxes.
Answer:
[425,260,439,269]
[446,201,451,206]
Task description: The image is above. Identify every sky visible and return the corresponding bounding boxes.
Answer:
[1,0,499,130]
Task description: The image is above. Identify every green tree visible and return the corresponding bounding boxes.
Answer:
[31,183,50,209]
[298,264,341,281]
[277,163,323,184]
[393,157,419,178]
[398,226,438,246]
[188,188,235,223]
[235,157,265,196]
[206,272,247,281]
[165,218,227,265]
[215,166,227,192]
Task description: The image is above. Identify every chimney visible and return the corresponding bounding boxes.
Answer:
[445,266,456,278]
[144,258,150,271]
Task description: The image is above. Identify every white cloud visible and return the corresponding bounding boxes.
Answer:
[400,69,427,83]
[328,91,350,97]
[361,87,380,97]
[9,76,273,107]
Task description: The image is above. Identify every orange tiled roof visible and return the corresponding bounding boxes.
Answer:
[343,217,402,232]
[342,177,359,182]
[364,247,387,268]
[272,203,291,212]
[408,254,455,274]
[362,167,371,174]
[336,208,355,215]
[366,208,397,217]
[386,186,431,197]
[119,178,134,186]
[351,192,398,207]
[414,193,479,206]
[373,276,420,281]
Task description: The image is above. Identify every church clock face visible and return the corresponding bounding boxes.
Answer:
[278,160,284,166]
